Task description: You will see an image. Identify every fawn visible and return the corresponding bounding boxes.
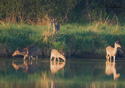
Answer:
[12,46,38,60]
[106,41,121,62]
[50,49,66,62]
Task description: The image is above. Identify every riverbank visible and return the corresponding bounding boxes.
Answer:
[0,22,124,58]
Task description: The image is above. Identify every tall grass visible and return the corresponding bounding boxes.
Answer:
[0,22,124,57]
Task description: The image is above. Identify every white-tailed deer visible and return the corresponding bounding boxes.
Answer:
[105,60,120,80]
[12,60,37,74]
[106,41,121,62]
[50,49,66,62]
[51,18,60,34]
[50,61,66,74]
[12,46,38,60]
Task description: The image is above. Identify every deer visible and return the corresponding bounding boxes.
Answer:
[105,60,120,80]
[51,18,60,34]
[50,49,66,62]
[12,46,38,60]
[12,60,37,74]
[50,61,66,74]
[106,41,121,62]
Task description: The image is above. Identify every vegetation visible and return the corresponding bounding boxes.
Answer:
[0,22,124,58]
[0,0,124,24]
[0,0,124,58]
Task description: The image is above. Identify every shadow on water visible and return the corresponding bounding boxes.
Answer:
[0,58,125,88]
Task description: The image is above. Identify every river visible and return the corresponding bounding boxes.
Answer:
[0,58,125,88]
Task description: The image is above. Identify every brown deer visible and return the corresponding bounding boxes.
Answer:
[12,60,37,74]
[105,60,120,80]
[12,46,38,60]
[50,49,66,62]
[51,18,60,34]
[106,41,121,62]
[50,61,66,74]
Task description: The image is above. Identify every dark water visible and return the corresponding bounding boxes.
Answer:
[0,58,125,88]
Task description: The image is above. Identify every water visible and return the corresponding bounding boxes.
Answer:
[0,58,125,88]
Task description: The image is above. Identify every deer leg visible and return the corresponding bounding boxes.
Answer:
[113,56,115,63]
[35,56,38,65]
[54,57,56,62]
[24,55,28,60]
[50,55,53,61]
[57,57,60,62]
[109,56,112,62]
[106,54,109,61]
[29,56,31,60]
[36,55,38,60]
[31,56,36,60]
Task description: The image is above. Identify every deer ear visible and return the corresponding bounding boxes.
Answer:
[52,18,55,20]
[115,41,119,43]
[17,48,19,50]
[55,18,57,20]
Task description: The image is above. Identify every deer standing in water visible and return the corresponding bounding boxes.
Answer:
[50,49,66,62]
[105,60,120,80]
[12,46,38,60]
[51,18,60,34]
[106,41,121,62]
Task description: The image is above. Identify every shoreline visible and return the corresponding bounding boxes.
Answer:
[0,23,124,59]
[0,52,124,60]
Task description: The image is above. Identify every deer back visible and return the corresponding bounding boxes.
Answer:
[51,49,64,58]
[27,46,37,56]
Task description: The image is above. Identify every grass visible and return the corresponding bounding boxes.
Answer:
[0,22,125,58]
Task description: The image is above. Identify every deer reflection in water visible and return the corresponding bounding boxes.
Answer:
[105,60,120,80]
[12,60,37,74]
[50,61,66,74]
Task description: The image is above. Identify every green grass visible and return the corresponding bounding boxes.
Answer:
[0,22,125,57]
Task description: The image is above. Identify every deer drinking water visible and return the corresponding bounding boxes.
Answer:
[106,41,121,62]
[12,46,38,60]
[51,18,60,34]
[50,49,66,62]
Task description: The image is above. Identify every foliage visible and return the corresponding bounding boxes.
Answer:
[0,22,124,57]
[0,0,124,24]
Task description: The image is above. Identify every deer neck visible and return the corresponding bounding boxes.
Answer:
[113,44,118,55]
[53,23,55,30]
[19,51,26,56]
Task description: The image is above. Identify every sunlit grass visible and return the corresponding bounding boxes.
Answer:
[0,22,124,57]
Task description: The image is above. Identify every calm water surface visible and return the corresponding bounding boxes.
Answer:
[0,58,125,88]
